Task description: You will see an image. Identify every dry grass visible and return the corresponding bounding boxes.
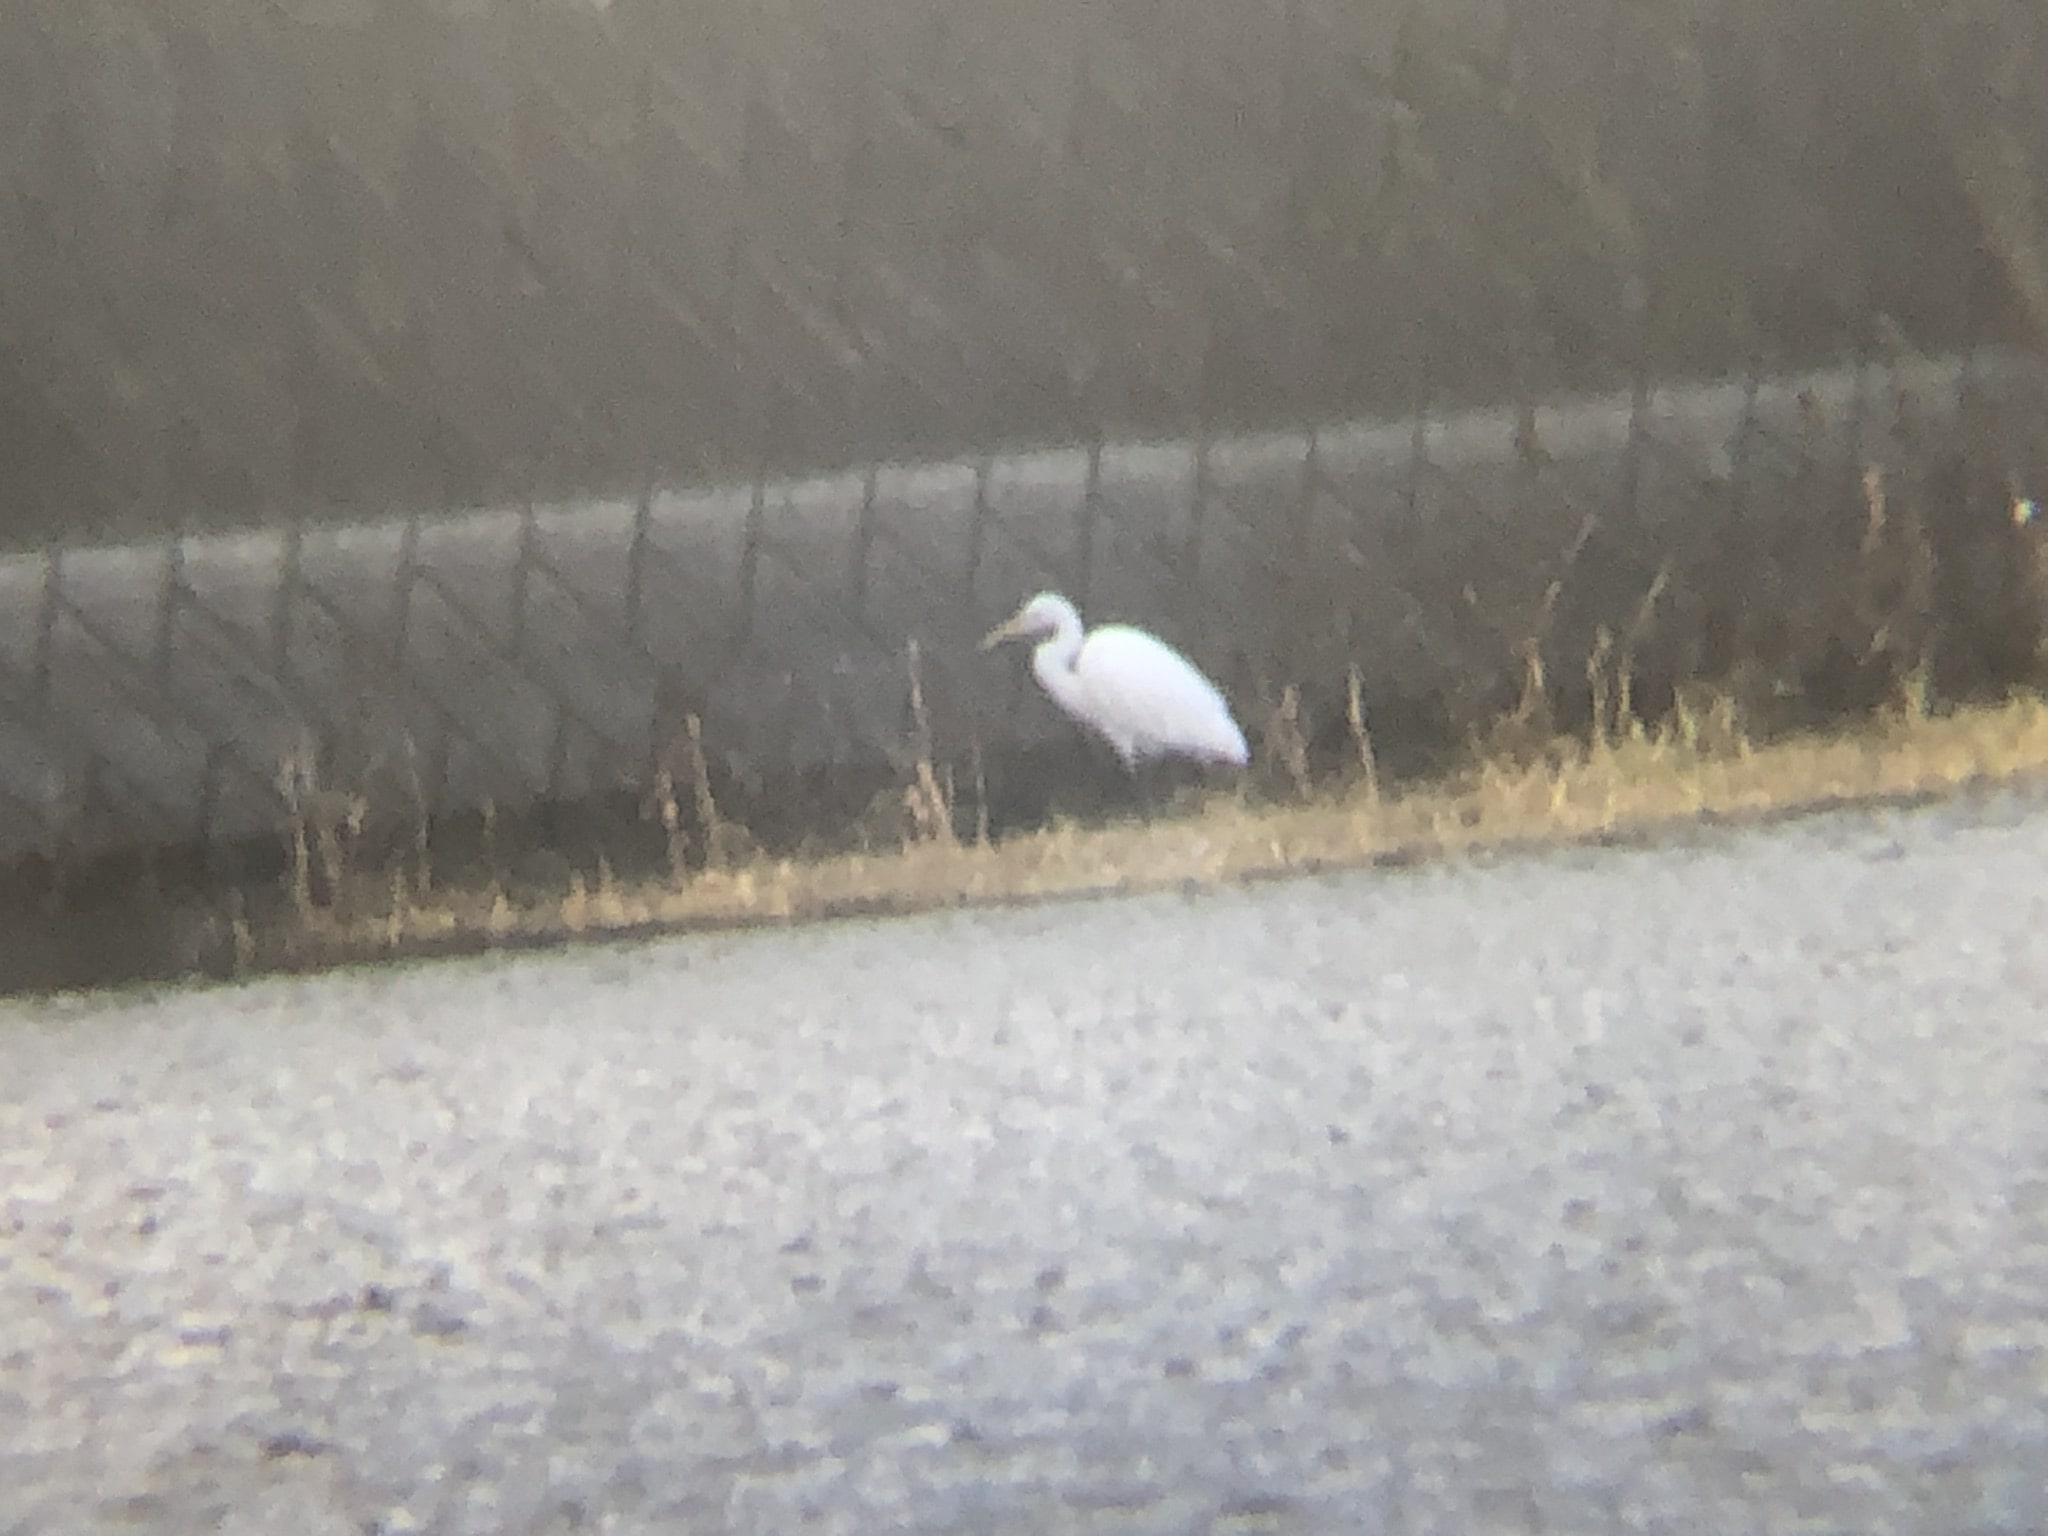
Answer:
[245,688,2048,975]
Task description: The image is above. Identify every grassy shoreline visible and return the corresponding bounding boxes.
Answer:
[223,692,2048,980]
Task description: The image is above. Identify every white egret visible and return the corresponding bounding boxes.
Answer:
[980,592,1249,770]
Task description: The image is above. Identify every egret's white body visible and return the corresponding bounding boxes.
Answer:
[981,592,1249,770]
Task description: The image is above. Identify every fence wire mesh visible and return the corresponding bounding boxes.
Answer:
[0,0,2045,860]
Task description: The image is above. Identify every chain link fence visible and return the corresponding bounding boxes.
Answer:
[1,0,2045,861]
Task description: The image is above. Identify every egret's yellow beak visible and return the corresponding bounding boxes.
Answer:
[978,613,1024,651]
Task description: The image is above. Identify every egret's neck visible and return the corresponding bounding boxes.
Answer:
[1031,623,1082,673]
[1030,623,1087,712]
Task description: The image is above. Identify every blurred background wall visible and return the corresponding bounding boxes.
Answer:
[3,0,2042,548]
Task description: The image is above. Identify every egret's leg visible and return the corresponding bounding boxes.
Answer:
[1128,759,1194,820]
[1116,755,1156,820]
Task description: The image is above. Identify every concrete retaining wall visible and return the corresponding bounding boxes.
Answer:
[3,348,2043,862]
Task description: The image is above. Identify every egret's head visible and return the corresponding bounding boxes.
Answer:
[979,591,1080,651]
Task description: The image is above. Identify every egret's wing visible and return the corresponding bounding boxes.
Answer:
[1076,626,1248,765]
